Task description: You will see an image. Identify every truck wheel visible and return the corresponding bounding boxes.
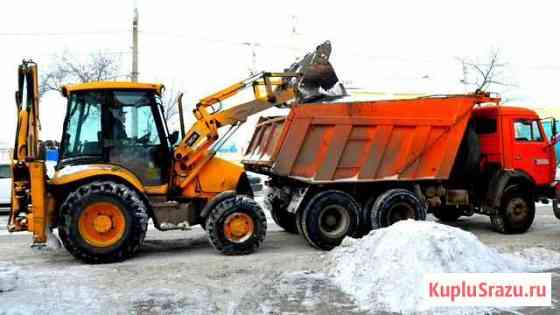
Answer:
[206,195,267,255]
[370,189,426,229]
[299,190,360,250]
[266,197,298,234]
[490,186,535,234]
[432,208,462,222]
[59,181,149,263]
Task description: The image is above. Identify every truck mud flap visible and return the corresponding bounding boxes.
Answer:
[286,187,310,214]
[553,199,560,220]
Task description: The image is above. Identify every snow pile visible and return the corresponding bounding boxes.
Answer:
[325,220,560,314]
[0,263,18,293]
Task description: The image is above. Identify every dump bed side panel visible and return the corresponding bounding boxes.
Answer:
[243,97,479,183]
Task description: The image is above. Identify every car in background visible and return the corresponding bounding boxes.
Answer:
[0,163,11,208]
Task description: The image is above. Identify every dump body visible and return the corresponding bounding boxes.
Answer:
[243,95,494,183]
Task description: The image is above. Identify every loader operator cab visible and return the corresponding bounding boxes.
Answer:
[59,83,171,186]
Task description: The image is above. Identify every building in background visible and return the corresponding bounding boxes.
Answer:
[0,142,10,163]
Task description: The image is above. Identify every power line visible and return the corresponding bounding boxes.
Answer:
[0,31,129,36]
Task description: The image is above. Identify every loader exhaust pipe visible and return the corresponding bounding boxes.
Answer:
[286,40,347,103]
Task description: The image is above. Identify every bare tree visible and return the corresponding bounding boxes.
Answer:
[40,51,122,96]
[161,85,180,122]
[457,48,517,94]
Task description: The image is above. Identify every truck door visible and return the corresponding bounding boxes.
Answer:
[511,119,554,185]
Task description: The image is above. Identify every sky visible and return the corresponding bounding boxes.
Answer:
[1,0,560,148]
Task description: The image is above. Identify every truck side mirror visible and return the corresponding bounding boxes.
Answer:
[553,119,557,139]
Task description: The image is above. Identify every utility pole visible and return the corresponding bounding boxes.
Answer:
[290,15,301,62]
[131,3,139,138]
[131,5,139,82]
[242,42,260,75]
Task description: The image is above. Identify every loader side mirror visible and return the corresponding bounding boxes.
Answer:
[15,91,22,109]
[168,130,179,146]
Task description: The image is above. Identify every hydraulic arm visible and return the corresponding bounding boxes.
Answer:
[172,41,345,188]
[9,60,48,246]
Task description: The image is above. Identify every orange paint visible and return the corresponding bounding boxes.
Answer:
[244,94,499,183]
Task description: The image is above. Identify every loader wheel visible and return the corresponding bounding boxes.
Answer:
[59,181,148,263]
[299,190,360,250]
[266,197,299,234]
[432,207,462,222]
[206,195,267,255]
[370,189,426,229]
[490,186,535,234]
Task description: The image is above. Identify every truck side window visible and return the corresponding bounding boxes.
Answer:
[514,120,543,142]
[475,118,497,134]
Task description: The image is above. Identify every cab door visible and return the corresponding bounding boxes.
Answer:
[510,119,554,185]
[106,90,169,186]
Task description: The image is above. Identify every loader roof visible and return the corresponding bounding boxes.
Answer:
[61,81,163,97]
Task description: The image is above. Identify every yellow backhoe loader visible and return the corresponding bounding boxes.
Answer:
[8,41,345,263]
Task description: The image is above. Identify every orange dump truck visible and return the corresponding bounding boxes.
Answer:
[242,93,560,250]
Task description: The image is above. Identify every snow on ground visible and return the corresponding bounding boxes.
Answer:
[0,263,18,293]
[324,220,560,314]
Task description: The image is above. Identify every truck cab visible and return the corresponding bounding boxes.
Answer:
[473,106,556,189]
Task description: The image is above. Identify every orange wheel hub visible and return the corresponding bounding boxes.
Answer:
[78,202,126,248]
[223,213,254,243]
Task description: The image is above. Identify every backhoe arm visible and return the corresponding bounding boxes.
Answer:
[9,60,48,247]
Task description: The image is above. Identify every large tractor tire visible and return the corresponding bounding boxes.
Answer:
[298,190,360,250]
[432,207,462,222]
[265,196,299,234]
[370,189,426,229]
[58,181,149,263]
[206,194,267,255]
[490,185,535,234]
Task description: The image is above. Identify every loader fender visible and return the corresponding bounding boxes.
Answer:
[49,164,145,193]
[199,172,254,219]
[182,157,244,198]
[487,169,534,209]
[200,191,237,219]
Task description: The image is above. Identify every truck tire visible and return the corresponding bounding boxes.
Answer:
[490,185,535,234]
[206,195,267,255]
[265,197,299,234]
[432,207,462,222]
[299,190,360,250]
[370,189,426,229]
[58,181,149,263]
[348,196,377,238]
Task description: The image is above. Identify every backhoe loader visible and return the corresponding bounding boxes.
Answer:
[7,41,345,263]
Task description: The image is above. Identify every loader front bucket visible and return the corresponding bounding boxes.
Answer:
[287,41,347,103]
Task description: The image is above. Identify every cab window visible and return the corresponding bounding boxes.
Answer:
[514,120,543,142]
[109,91,160,145]
[0,165,10,178]
[61,92,104,159]
[475,118,497,134]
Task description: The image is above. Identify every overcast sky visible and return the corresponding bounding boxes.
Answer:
[2,1,560,147]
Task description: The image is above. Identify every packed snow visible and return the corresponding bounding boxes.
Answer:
[0,263,18,293]
[325,220,560,314]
